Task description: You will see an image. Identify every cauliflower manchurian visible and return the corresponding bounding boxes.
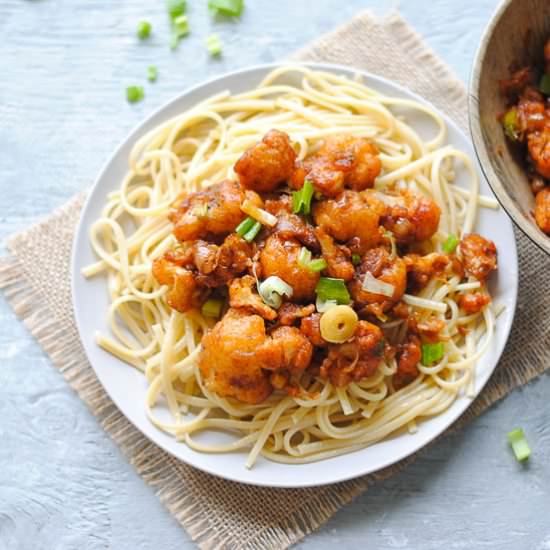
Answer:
[153,129,497,404]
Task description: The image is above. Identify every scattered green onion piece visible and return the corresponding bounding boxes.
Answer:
[206,34,223,56]
[126,86,144,103]
[352,254,361,266]
[539,74,550,95]
[315,277,351,305]
[308,258,327,272]
[442,234,459,254]
[235,216,255,237]
[201,298,223,319]
[421,342,445,366]
[167,0,186,19]
[136,20,151,39]
[292,179,314,215]
[208,0,244,17]
[507,428,531,462]
[258,276,293,309]
[147,66,158,82]
[316,296,338,313]
[297,247,327,272]
[243,221,261,242]
[503,108,519,141]
[170,14,190,49]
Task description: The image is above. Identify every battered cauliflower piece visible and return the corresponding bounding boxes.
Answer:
[260,234,320,302]
[315,227,354,281]
[393,337,421,390]
[234,129,297,193]
[403,252,449,291]
[459,233,498,282]
[320,321,384,387]
[349,247,407,312]
[535,187,550,234]
[312,190,384,253]
[169,179,261,242]
[292,136,382,196]
[228,275,277,321]
[198,309,313,404]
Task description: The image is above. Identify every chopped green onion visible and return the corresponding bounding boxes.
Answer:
[292,179,314,215]
[126,86,144,103]
[235,216,256,237]
[539,74,550,95]
[442,234,459,254]
[243,221,261,242]
[316,296,338,313]
[201,298,223,319]
[167,0,186,19]
[147,66,158,82]
[315,277,351,305]
[208,0,244,17]
[352,254,361,266]
[206,34,223,56]
[170,14,190,49]
[136,20,152,39]
[503,108,519,141]
[297,247,327,272]
[362,272,395,297]
[258,276,293,309]
[421,342,445,365]
[507,428,531,462]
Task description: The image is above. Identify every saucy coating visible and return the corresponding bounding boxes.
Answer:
[535,187,550,234]
[292,136,382,196]
[320,321,384,387]
[458,292,491,314]
[528,127,550,180]
[403,252,449,291]
[459,233,498,282]
[152,260,204,313]
[259,234,320,301]
[349,247,407,311]
[199,309,272,404]
[170,180,261,241]
[229,275,277,321]
[258,326,313,376]
[313,190,383,253]
[315,227,354,281]
[278,303,316,326]
[393,337,421,390]
[300,313,326,347]
[234,129,296,193]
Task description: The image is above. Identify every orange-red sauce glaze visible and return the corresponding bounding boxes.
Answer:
[500,37,550,234]
[153,130,498,404]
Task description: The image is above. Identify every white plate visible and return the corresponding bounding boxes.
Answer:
[71,63,518,488]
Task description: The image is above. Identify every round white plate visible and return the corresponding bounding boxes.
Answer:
[72,63,518,488]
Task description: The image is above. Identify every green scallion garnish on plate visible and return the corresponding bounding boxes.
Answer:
[442,234,459,254]
[126,86,144,103]
[508,428,531,462]
[421,342,444,365]
[137,20,152,39]
[167,0,186,20]
[208,0,244,17]
[147,66,158,82]
[206,34,223,56]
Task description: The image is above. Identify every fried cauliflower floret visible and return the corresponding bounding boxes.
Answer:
[349,247,407,311]
[315,227,354,281]
[528,127,550,180]
[382,191,441,243]
[199,309,273,404]
[228,275,277,321]
[199,309,313,404]
[299,313,326,347]
[152,259,204,313]
[535,187,550,234]
[312,190,384,253]
[259,234,320,302]
[234,129,297,193]
[403,252,449,291]
[459,233,498,282]
[320,321,384,387]
[277,303,316,326]
[291,136,382,196]
[393,336,421,390]
[169,180,261,242]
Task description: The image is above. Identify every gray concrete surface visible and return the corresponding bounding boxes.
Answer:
[1,0,549,548]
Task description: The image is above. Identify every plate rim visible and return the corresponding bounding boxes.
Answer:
[71,61,519,488]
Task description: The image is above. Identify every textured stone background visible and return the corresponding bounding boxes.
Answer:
[1,1,550,549]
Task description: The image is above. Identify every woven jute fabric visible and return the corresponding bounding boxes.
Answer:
[1,10,549,550]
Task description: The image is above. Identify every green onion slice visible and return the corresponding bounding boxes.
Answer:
[147,66,158,82]
[208,0,244,17]
[243,221,261,242]
[316,296,338,313]
[167,0,186,19]
[126,86,144,103]
[137,21,152,39]
[297,247,327,272]
[258,276,293,309]
[507,428,531,462]
[421,342,445,365]
[292,179,314,215]
[442,234,459,254]
[351,254,361,266]
[315,277,351,305]
[206,34,223,56]
[503,108,519,141]
[235,216,255,236]
[539,74,550,95]
[170,14,190,49]
[201,298,223,319]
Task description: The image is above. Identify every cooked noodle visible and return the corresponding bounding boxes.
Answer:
[83,66,500,468]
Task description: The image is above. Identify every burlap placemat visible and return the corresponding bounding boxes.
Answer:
[1,10,549,550]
